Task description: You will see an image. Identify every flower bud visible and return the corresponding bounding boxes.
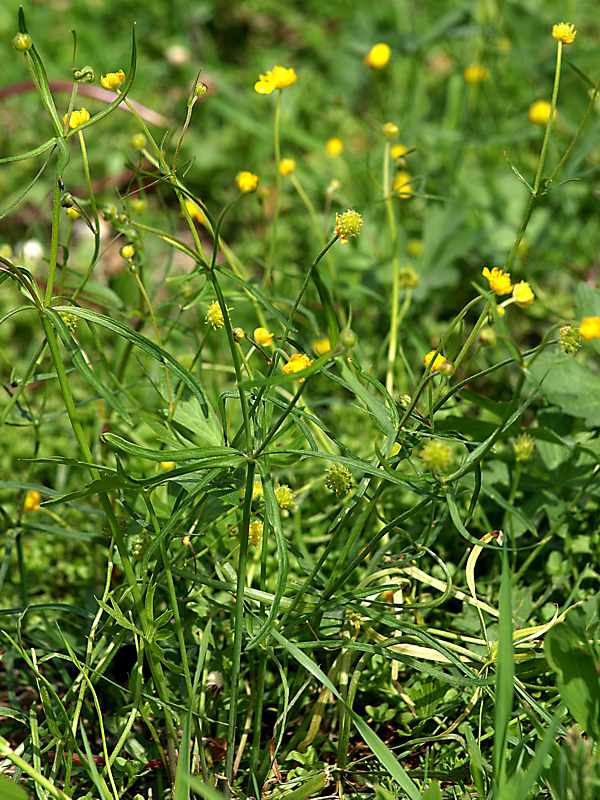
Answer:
[13,33,32,51]
[73,65,96,83]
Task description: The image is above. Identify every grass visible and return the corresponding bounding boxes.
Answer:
[1,1,600,799]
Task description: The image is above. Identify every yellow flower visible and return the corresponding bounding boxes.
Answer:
[496,305,506,318]
[282,352,312,376]
[66,207,80,220]
[552,23,576,45]
[278,158,296,176]
[249,520,264,547]
[335,209,363,242]
[419,440,453,472]
[275,484,295,511]
[382,122,399,138]
[423,350,454,375]
[313,337,331,356]
[254,327,274,347]
[100,69,126,91]
[397,266,419,289]
[579,316,600,341]
[254,65,297,94]
[120,243,135,259]
[528,100,552,125]
[64,108,90,129]
[159,461,176,471]
[393,171,412,199]
[252,480,263,501]
[390,143,409,161]
[364,43,391,69]
[206,301,225,329]
[236,171,259,193]
[482,266,513,296]
[512,281,535,307]
[23,489,41,513]
[185,198,207,225]
[463,64,489,84]
[325,137,344,157]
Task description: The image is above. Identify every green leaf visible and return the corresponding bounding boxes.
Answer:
[102,432,238,464]
[544,616,600,740]
[172,397,224,447]
[493,544,514,792]
[527,351,600,426]
[280,771,329,799]
[0,776,29,800]
[186,777,225,800]
[422,783,442,800]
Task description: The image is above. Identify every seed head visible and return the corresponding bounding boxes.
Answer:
[233,326,245,342]
[513,434,535,463]
[335,209,363,242]
[131,133,147,150]
[275,484,295,511]
[559,325,582,354]
[249,520,264,547]
[324,463,354,497]
[397,266,419,289]
[418,440,453,472]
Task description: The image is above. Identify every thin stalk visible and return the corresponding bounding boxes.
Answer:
[383,142,401,393]
[452,305,488,372]
[265,90,282,286]
[506,40,564,271]
[290,173,323,243]
[0,740,70,800]
[44,177,62,303]
[226,459,257,792]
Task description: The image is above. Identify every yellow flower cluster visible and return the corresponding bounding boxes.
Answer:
[236,171,259,193]
[364,43,391,69]
[64,108,90,129]
[552,22,576,45]
[254,65,297,94]
[100,69,125,91]
[282,352,312,376]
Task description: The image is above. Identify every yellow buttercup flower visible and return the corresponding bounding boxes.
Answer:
[159,461,176,471]
[313,337,331,356]
[382,122,399,138]
[64,108,90,129]
[100,69,126,91]
[482,267,513,296]
[254,65,297,94]
[206,301,225,329]
[275,484,295,511]
[423,351,454,375]
[390,143,409,161]
[23,489,41,513]
[528,100,552,125]
[463,64,489,84]
[254,327,274,347]
[364,43,391,69]
[236,171,259,193]
[335,209,363,242]
[278,158,296,176]
[185,198,207,225]
[249,520,264,547]
[511,281,535,307]
[66,207,81,220]
[282,352,312,376]
[407,238,423,257]
[552,23,576,45]
[393,171,412,199]
[579,316,600,341]
[325,137,344,157]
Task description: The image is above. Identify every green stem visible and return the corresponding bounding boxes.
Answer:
[226,459,257,792]
[506,41,563,271]
[45,178,62,304]
[0,739,70,800]
[265,91,282,286]
[383,142,401,394]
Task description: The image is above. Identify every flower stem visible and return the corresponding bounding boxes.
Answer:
[265,90,282,286]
